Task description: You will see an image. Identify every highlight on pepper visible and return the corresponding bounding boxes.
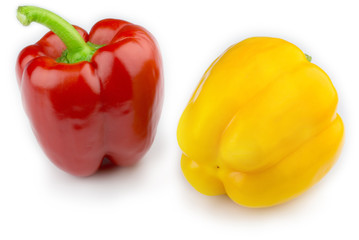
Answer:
[177,37,344,208]
[16,6,163,176]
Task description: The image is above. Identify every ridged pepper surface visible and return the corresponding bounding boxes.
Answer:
[177,37,344,207]
[16,6,163,176]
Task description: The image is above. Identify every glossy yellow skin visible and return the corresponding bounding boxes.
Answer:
[177,37,344,208]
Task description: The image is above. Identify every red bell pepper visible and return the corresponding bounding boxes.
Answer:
[16,6,163,176]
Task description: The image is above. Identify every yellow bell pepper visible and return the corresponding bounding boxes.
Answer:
[177,37,344,208]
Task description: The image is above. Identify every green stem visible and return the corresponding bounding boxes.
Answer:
[17,6,100,63]
[305,54,312,62]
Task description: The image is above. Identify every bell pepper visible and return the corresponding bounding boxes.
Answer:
[177,37,344,207]
[16,6,163,176]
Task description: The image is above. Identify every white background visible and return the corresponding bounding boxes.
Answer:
[1,0,358,239]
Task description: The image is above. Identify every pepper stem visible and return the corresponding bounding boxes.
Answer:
[17,6,99,63]
[305,54,312,62]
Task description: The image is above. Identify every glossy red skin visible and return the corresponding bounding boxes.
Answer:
[16,19,163,176]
